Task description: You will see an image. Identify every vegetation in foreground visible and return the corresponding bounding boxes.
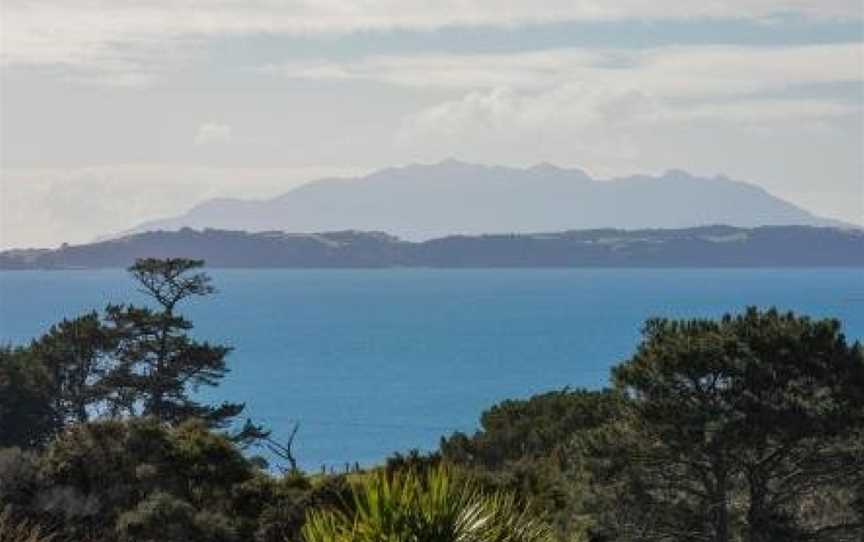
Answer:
[1,259,862,541]
[303,466,553,542]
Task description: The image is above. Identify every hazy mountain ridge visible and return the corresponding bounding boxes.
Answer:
[4,226,862,270]
[123,161,847,241]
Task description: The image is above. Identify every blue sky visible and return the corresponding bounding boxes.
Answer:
[1,1,862,248]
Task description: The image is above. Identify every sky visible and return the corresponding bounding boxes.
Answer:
[1,1,862,249]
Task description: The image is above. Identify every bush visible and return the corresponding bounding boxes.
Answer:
[0,508,54,542]
[302,466,554,542]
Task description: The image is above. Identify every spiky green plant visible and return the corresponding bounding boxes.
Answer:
[302,466,554,542]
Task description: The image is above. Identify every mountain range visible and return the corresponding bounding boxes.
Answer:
[4,226,862,270]
[124,160,848,240]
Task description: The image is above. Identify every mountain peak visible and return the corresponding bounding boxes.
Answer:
[662,169,698,181]
[438,157,469,167]
[530,162,592,181]
[529,162,560,172]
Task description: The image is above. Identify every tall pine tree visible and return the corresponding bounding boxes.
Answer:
[611,308,864,541]
[106,258,267,444]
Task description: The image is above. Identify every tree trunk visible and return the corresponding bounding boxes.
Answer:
[713,466,730,542]
[715,489,730,542]
[747,470,770,542]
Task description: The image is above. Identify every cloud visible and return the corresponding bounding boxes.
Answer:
[194,123,233,146]
[267,43,863,97]
[268,42,862,160]
[264,41,863,178]
[394,85,663,170]
[397,85,858,154]
[2,1,860,74]
[392,43,861,158]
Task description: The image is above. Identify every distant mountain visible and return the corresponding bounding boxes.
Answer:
[124,161,848,240]
[4,226,862,270]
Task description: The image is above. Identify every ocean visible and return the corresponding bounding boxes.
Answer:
[1,268,862,470]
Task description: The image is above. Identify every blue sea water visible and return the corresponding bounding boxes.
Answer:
[1,269,862,471]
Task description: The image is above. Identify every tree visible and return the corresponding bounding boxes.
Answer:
[115,491,237,542]
[29,312,117,425]
[442,389,622,469]
[0,347,57,449]
[2,259,265,448]
[440,389,621,538]
[265,422,301,474]
[611,307,864,541]
[36,418,258,541]
[105,258,267,443]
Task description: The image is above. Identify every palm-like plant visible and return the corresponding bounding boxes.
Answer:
[302,466,554,542]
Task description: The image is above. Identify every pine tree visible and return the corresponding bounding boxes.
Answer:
[611,307,864,541]
[106,258,267,444]
[30,312,116,425]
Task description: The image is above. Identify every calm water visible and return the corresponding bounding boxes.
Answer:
[1,269,862,470]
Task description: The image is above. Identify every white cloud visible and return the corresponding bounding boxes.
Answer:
[278,42,862,161]
[194,123,233,146]
[262,41,857,166]
[268,43,863,97]
[2,1,860,72]
[397,85,858,156]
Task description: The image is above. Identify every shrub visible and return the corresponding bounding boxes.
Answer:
[0,508,54,542]
[302,466,553,542]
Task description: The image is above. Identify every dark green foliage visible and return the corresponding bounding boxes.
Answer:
[0,314,119,450]
[115,491,237,542]
[442,308,864,541]
[0,348,56,449]
[0,418,353,542]
[128,258,215,310]
[0,448,40,511]
[443,389,622,469]
[169,420,253,499]
[609,307,864,541]
[441,389,622,539]
[1,259,266,452]
[250,475,353,542]
[104,302,236,421]
[21,418,258,541]
[104,259,266,443]
[29,312,117,427]
[385,449,441,477]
